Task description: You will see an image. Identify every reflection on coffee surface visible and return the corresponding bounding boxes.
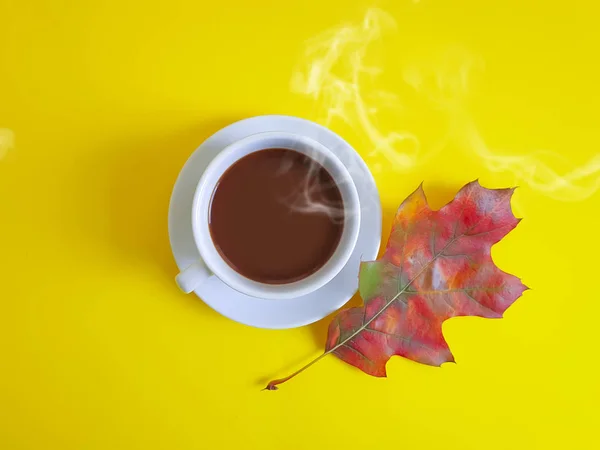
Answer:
[209,148,344,284]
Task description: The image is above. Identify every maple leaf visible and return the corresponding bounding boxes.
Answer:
[264,181,528,390]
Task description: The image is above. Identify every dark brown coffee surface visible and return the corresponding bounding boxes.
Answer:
[209,148,344,284]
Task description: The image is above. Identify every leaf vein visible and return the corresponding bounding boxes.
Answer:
[364,327,439,354]
[341,343,373,365]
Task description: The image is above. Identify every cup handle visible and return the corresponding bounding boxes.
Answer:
[175,259,212,294]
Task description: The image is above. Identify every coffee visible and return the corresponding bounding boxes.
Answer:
[209,148,344,284]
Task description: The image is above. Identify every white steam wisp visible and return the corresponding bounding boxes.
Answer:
[291,8,422,171]
[291,7,600,205]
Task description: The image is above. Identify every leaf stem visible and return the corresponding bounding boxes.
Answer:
[263,352,330,390]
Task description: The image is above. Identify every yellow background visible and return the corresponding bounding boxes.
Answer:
[1,1,599,449]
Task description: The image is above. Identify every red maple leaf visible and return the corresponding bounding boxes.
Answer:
[265,181,528,389]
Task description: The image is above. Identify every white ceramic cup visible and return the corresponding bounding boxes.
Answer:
[175,132,361,300]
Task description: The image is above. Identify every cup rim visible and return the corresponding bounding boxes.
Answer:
[191,131,361,300]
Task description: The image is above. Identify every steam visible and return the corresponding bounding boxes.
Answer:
[282,8,421,221]
[466,124,600,202]
[401,46,600,202]
[291,8,421,171]
[286,161,346,223]
[290,7,600,203]
[0,128,14,161]
[276,144,347,222]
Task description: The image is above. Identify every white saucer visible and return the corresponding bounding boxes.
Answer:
[168,115,382,329]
